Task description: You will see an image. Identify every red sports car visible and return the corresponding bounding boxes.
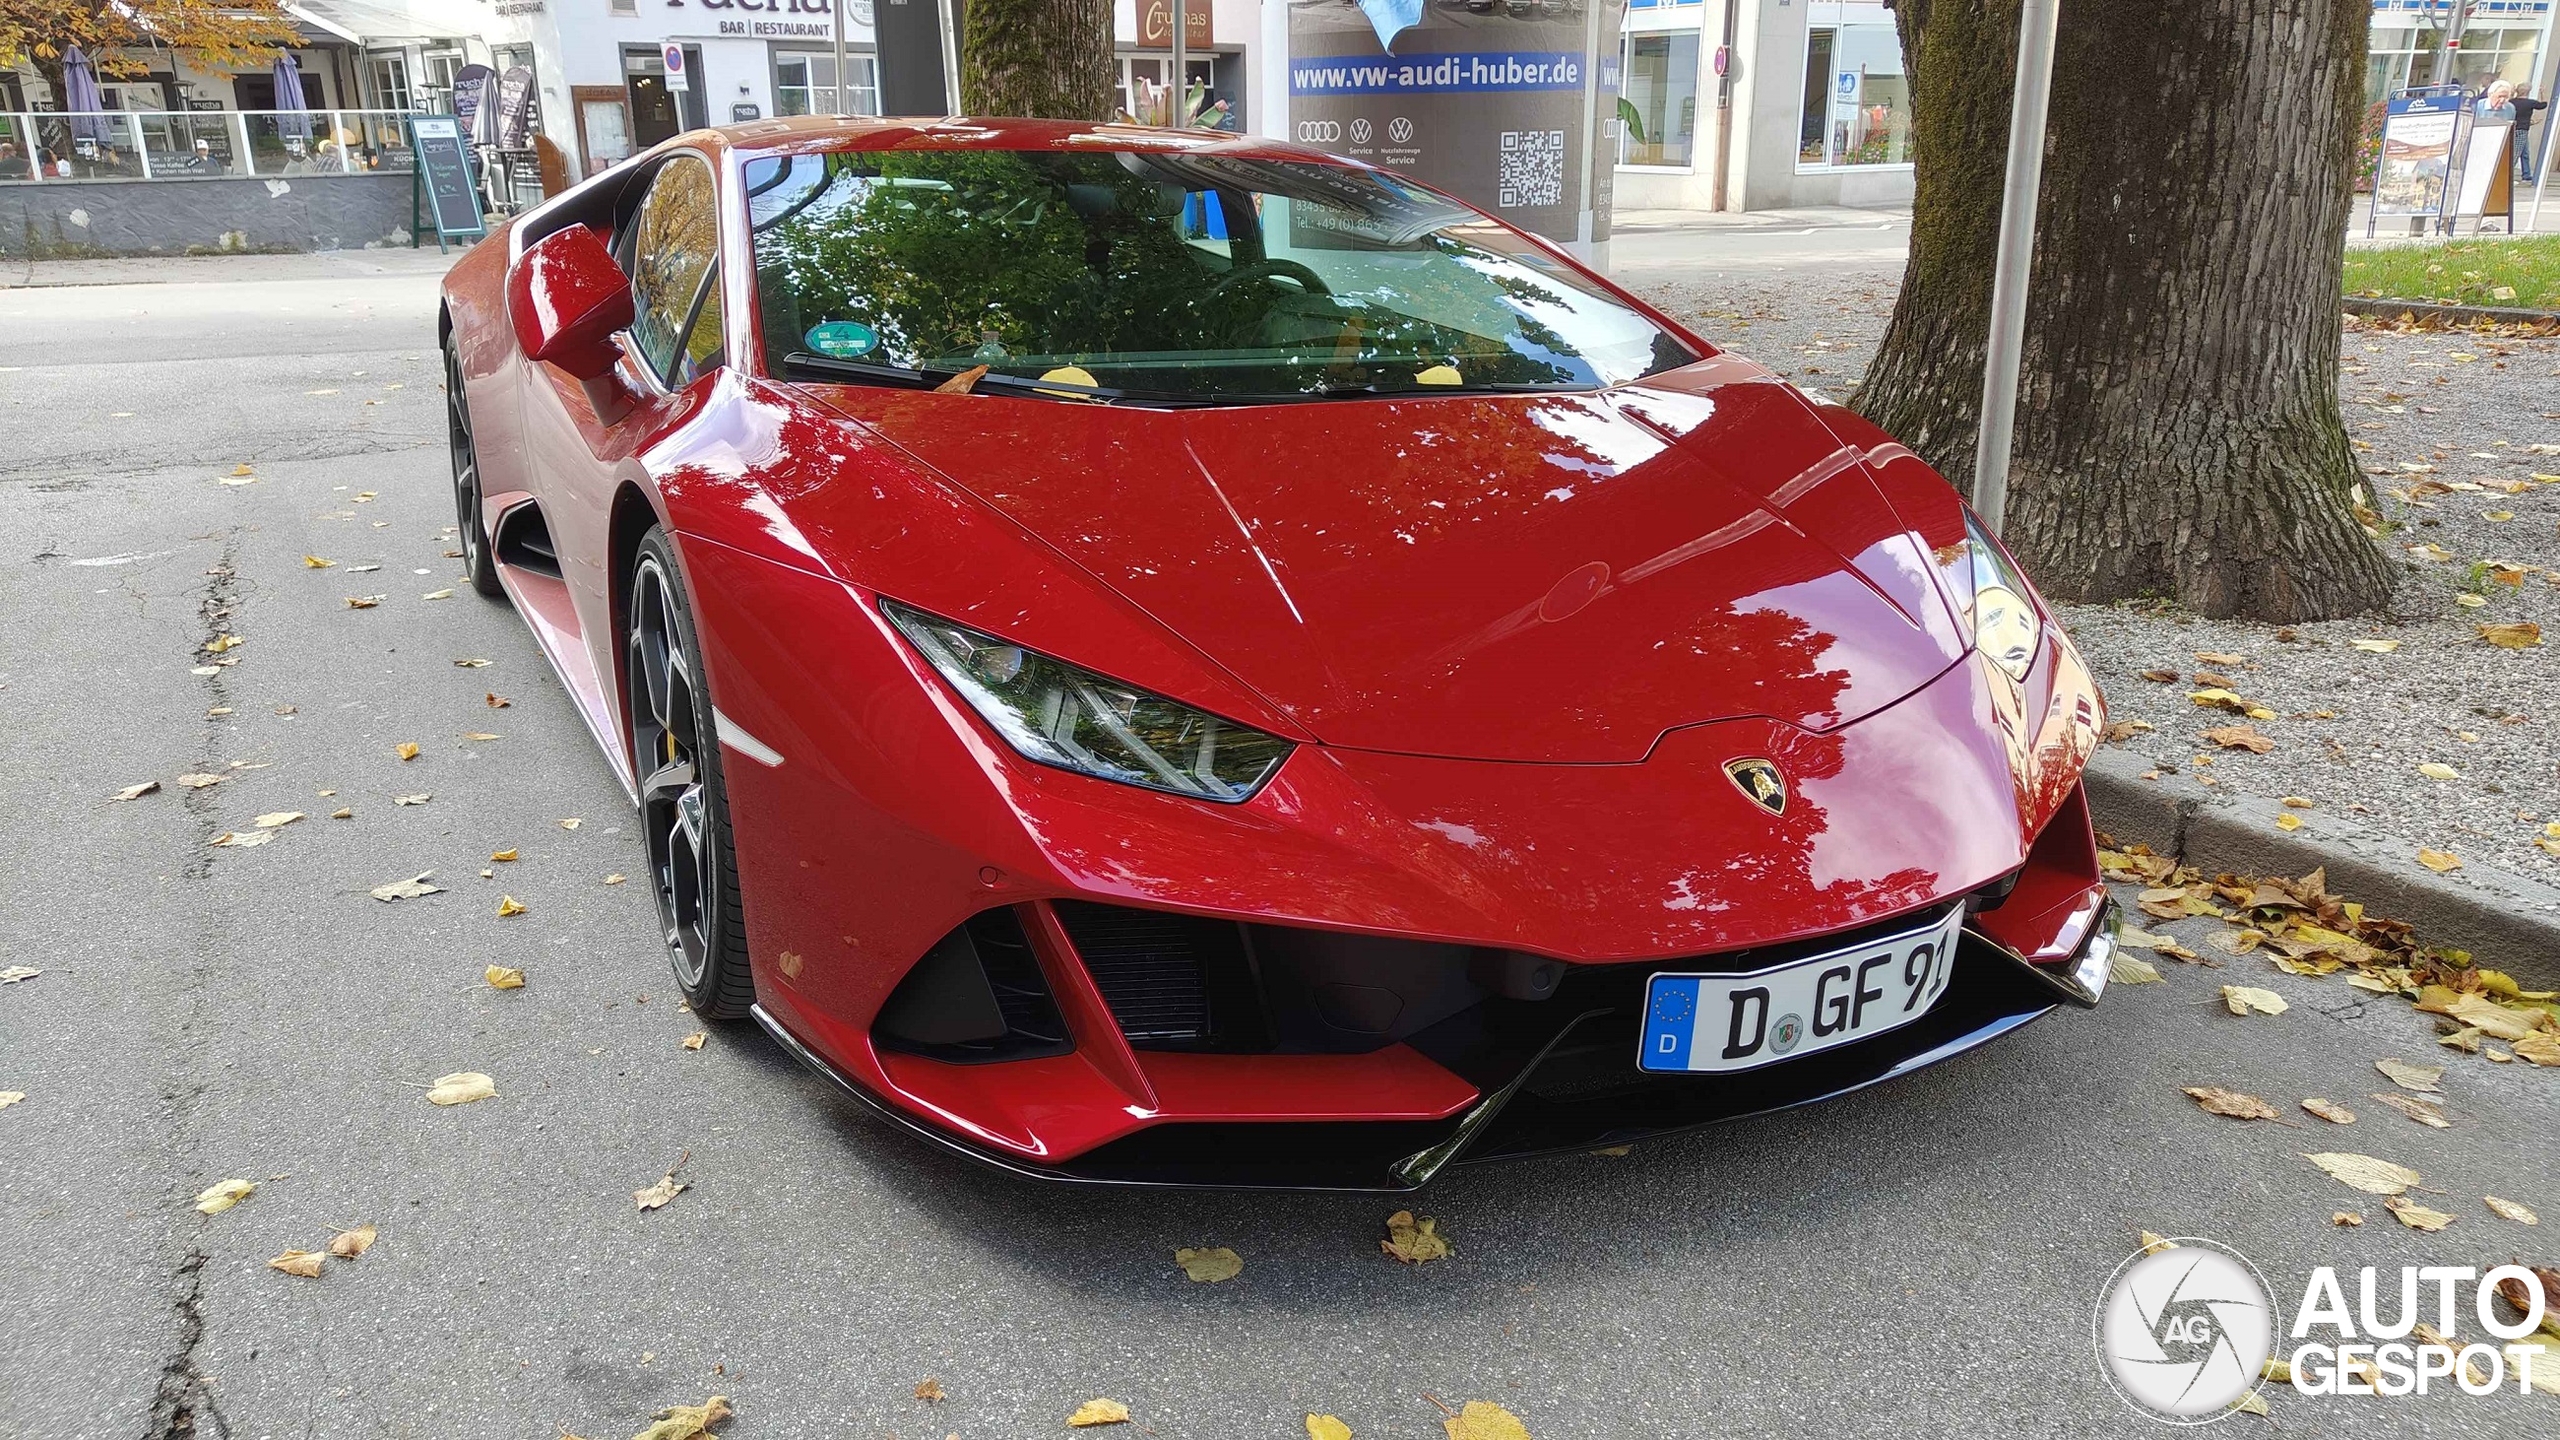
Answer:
[439,117,2114,1189]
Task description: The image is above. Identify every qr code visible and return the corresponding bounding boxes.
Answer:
[1498,129,1565,209]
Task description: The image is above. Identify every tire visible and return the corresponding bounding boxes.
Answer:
[445,332,504,599]
[626,527,755,1017]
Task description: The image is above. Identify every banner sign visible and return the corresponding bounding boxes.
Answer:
[874,0,950,114]
[408,115,487,252]
[494,65,538,149]
[1287,0,1623,245]
[2371,92,2462,220]
[450,63,496,142]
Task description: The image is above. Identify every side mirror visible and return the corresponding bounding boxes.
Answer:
[507,223,633,382]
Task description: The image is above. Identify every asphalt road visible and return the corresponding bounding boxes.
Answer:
[2,252,2555,1440]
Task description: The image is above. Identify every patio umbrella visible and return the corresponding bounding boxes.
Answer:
[60,45,107,143]
[273,52,313,143]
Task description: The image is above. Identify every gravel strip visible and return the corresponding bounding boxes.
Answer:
[1623,262,2560,881]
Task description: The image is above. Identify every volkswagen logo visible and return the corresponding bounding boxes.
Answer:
[1295,120,1341,143]
[1349,118,1372,144]
[1388,115,1414,144]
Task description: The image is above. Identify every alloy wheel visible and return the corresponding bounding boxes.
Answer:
[445,342,485,578]
[628,556,715,989]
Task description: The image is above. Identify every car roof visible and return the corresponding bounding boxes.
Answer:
[674,114,1365,169]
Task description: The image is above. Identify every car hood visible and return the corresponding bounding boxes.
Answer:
[806,357,1969,763]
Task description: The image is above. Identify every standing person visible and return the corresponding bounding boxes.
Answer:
[2474,78,2517,122]
[2513,85,2547,184]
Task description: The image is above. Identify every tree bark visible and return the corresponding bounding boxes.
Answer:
[961,0,1115,122]
[1852,0,2394,621]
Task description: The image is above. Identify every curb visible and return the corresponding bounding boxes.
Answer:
[2082,748,2560,990]
[2342,296,2560,328]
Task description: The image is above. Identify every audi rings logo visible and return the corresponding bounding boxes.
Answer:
[2095,1238,2278,1424]
[1388,116,1415,143]
[1296,120,1342,143]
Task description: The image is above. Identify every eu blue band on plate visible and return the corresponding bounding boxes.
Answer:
[1644,976,1702,1071]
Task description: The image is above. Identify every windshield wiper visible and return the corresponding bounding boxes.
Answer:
[781,352,1211,406]
[1226,379,1598,403]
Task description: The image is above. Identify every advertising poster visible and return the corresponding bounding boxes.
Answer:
[449,62,496,143]
[2372,92,2461,218]
[493,65,538,150]
[1287,0,1624,247]
[2452,120,2512,220]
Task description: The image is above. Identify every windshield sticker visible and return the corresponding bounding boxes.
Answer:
[804,320,878,358]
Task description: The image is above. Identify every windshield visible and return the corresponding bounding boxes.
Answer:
[742,146,1696,401]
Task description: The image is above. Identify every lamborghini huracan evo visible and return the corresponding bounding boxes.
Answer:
[439,116,2116,1189]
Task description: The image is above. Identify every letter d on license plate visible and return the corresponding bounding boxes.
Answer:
[1638,908,1963,1074]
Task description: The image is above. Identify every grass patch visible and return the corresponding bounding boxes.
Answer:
[2344,234,2560,310]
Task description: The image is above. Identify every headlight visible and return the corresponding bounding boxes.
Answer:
[881,599,1294,803]
[1943,515,2042,682]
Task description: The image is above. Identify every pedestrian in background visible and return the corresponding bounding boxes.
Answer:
[2514,86,2547,184]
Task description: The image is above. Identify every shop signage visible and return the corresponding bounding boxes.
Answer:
[451,62,495,141]
[407,115,486,253]
[2370,91,2462,223]
[717,18,836,38]
[1137,0,1214,50]
[494,65,538,149]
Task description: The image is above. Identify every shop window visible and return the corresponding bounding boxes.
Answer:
[776,53,881,117]
[1117,55,1217,126]
[370,55,413,113]
[1798,23,1910,170]
[1619,32,1699,167]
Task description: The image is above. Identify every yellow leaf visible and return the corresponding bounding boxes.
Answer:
[1175,1246,1243,1283]
[463,731,501,741]
[2418,762,2461,780]
[2479,621,2544,649]
[2416,848,2462,873]
[484,965,525,990]
[681,1032,707,1050]
[2486,1196,2539,1225]
[193,1178,257,1214]
[2514,1032,2560,1066]
[2385,1195,2456,1232]
[252,811,304,829]
[2139,1231,2179,1256]
[490,848,519,862]
[635,1173,688,1211]
[2350,638,2400,653]
[496,895,527,918]
[395,742,420,762]
[2301,1098,2357,1124]
[1307,1417,1352,1440]
[630,1396,732,1440]
[2456,593,2488,609]
[425,1071,496,1106]
[2334,1211,2364,1226]
[203,634,242,654]
[328,1224,378,1258]
[267,1249,325,1278]
[2447,994,2541,1042]
[2275,813,2302,831]
[2221,985,2288,1016]
[2375,1058,2443,1092]
[605,873,629,885]
[1066,1398,1131,1428]
[560,818,582,830]
[1442,1401,1532,1440]
[1381,1210,1452,1263]
[0,1091,24,1110]
[302,555,335,569]
[2109,953,2163,985]
[2305,1152,2421,1195]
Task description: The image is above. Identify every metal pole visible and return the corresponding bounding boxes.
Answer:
[1971,0,2061,535]
[17,116,37,180]
[131,112,151,179]
[937,0,961,113]
[2532,107,2555,231]
[833,0,850,116]
[1710,0,1741,210]
[1170,0,1187,127]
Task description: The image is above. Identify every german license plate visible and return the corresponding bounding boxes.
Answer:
[1637,908,1963,1074]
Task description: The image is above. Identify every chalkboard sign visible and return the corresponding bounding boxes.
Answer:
[408,115,486,252]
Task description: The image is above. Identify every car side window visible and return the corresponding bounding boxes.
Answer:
[622,155,721,386]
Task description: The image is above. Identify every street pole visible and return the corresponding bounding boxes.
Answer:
[1170,0,1187,126]
[833,0,850,116]
[1971,0,2061,536]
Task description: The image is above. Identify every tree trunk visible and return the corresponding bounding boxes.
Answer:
[1852,0,2394,621]
[961,0,1115,122]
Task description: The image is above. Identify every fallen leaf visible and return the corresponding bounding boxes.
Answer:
[2203,726,2275,754]
[0,1091,23,1110]
[2306,1152,2421,1195]
[484,965,525,990]
[2368,1092,2450,1128]
[2385,1195,2456,1232]
[635,1172,688,1211]
[2418,762,2462,781]
[252,811,303,829]
[176,773,225,789]
[463,731,501,742]
[395,742,420,762]
[2184,1086,2280,1121]
[394,793,430,806]
[934,363,991,395]
[454,658,492,668]
[490,848,519,863]
[193,1178,257,1214]
[203,634,241,654]
[496,895,527,918]
[2276,812,2303,831]
[486,691,511,707]
[0,966,38,984]
[267,1250,325,1278]
[2109,953,2163,985]
[681,1032,706,1050]
[2416,848,2463,873]
[631,1396,732,1440]
[559,818,582,830]
[1172,1245,1244,1283]
[370,872,442,901]
[328,1224,377,1258]
[605,873,628,885]
[2486,1196,2539,1225]
[1067,1398,1131,1428]
[303,555,335,569]
[2376,1058,2443,1092]
[420,588,454,601]
[2334,1211,2364,1226]
[345,596,379,610]
[2479,621,2544,649]
[2302,1098,2357,1124]
[2229,1391,2269,1418]
[1442,1401,1531,1440]
[208,829,274,849]
[1306,1417,1352,1440]
[2222,985,2289,1016]
[2351,638,2401,653]
[2139,1231,2179,1256]
[425,1071,496,1106]
[2515,1032,2560,1066]
[915,1378,947,1403]
[1381,1210,1452,1263]
[112,781,159,801]
[2447,994,2543,1042]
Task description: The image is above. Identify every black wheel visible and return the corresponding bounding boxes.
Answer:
[626,528,754,1017]
[445,332,503,599]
